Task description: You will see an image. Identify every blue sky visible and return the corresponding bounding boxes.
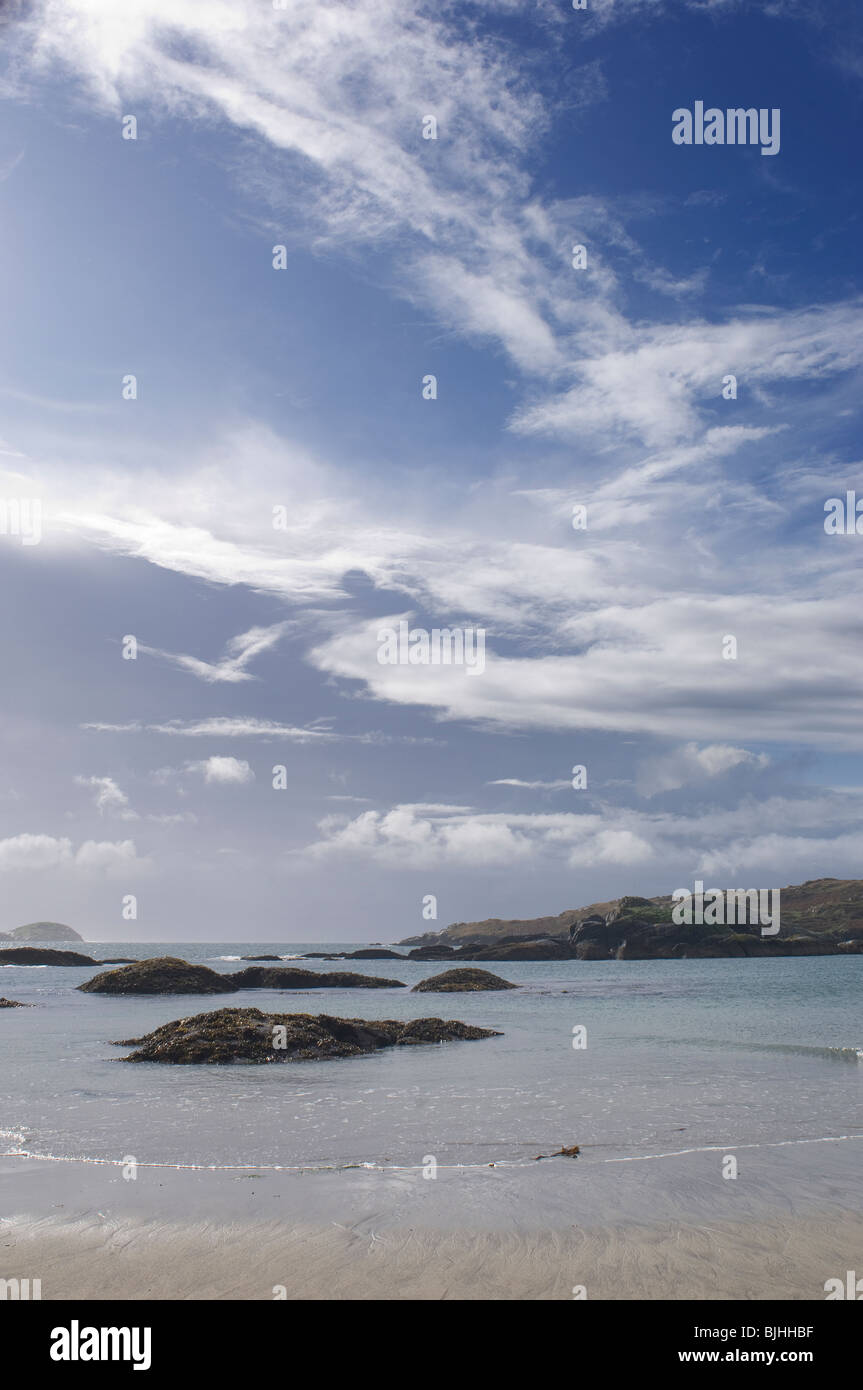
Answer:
[1,0,862,942]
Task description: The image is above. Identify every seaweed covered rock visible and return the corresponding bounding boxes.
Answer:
[0,997,33,1008]
[78,957,405,995]
[113,1007,501,1064]
[0,947,97,966]
[344,949,405,960]
[79,957,237,995]
[229,966,404,990]
[412,967,517,993]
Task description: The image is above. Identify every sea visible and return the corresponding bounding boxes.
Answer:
[2,944,862,1185]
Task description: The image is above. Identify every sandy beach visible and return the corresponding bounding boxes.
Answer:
[3,1136,861,1300]
[5,1206,862,1301]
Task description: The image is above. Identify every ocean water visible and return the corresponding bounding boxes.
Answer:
[2,945,862,1177]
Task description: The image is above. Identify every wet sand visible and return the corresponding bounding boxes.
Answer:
[2,1143,860,1300]
[4,1208,862,1300]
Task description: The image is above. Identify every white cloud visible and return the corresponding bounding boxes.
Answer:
[190,756,255,785]
[0,833,144,873]
[636,743,770,797]
[308,590,863,751]
[138,623,290,684]
[0,833,73,871]
[73,838,141,870]
[489,778,571,790]
[303,791,863,879]
[9,0,863,771]
[510,303,863,448]
[83,714,439,746]
[74,774,137,818]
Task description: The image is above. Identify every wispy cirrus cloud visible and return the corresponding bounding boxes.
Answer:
[138,623,290,684]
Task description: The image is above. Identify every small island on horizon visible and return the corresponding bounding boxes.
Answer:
[0,921,84,944]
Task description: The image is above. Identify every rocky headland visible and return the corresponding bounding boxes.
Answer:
[397,879,863,961]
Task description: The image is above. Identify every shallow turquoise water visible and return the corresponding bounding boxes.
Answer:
[1,945,861,1172]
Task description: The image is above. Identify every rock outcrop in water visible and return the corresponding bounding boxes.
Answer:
[78,956,405,995]
[345,948,404,960]
[79,958,237,995]
[228,966,404,990]
[412,968,517,992]
[0,947,97,966]
[0,997,33,1008]
[299,949,405,960]
[113,1006,501,1063]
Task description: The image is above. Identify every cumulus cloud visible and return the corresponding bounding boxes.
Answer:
[189,756,256,785]
[0,833,73,871]
[635,743,770,797]
[0,833,144,873]
[303,791,863,880]
[73,839,142,871]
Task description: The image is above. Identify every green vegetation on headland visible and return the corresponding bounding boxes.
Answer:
[397,878,863,960]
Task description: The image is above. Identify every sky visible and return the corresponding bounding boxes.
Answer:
[0,0,862,942]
